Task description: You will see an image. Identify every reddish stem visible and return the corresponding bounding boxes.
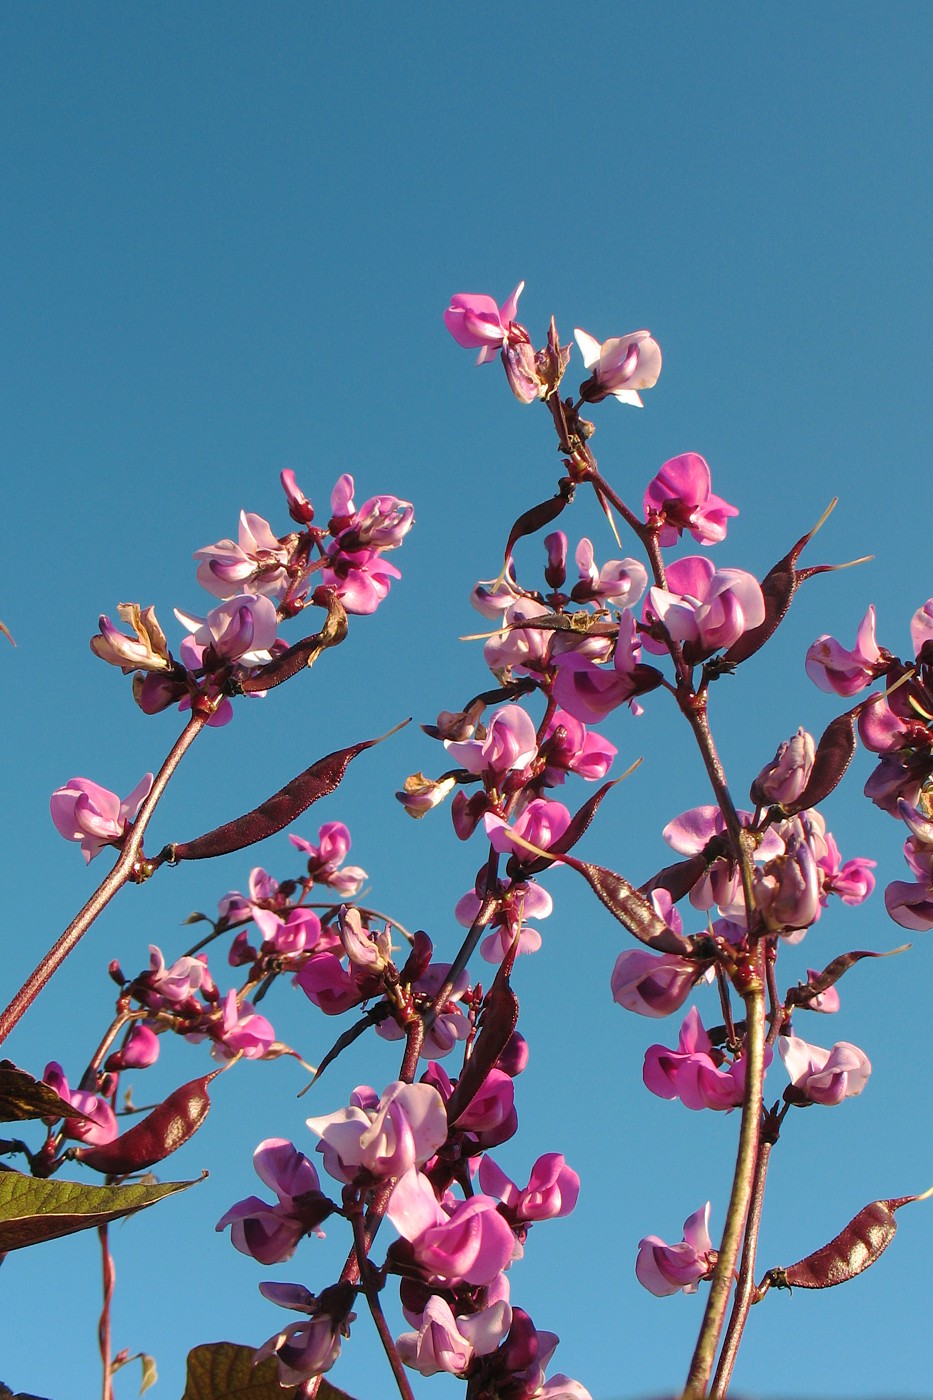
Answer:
[0,710,210,1046]
[98,1224,114,1400]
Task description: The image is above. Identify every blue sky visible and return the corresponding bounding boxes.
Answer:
[3,6,933,1398]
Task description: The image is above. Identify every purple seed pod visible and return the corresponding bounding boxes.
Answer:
[766,1189,932,1291]
[75,1070,222,1175]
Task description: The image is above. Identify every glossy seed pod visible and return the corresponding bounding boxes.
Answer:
[767,1190,931,1290]
[76,1070,222,1175]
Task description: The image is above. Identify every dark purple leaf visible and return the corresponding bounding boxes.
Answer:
[0,1061,79,1124]
[446,964,519,1129]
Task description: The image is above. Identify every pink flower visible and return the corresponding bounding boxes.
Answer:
[643,556,765,660]
[574,328,662,406]
[643,1007,768,1112]
[42,1063,118,1146]
[611,948,697,1018]
[50,773,154,863]
[252,905,330,958]
[479,1152,580,1225]
[636,1202,717,1296]
[306,1081,448,1185]
[571,540,648,607]
[193,511,291,601]
[539,709,617,785]
[551,609,657,724]
[483,799,571,861]
[396,1294,510,1378]
[752,728,816,806]
[176,593,280,667]
[254,1281,355,1385]
[806,606,888,696]
[387,1167,516,1286]
[280,468,314,525]
[205,989,275,1060]
[643,453,738,547]
[445,706,539,782]
[444,284,526,363]
[321,545,402,615]
[328,474,414,551]
[779,1034,871,1105]
[216,1138,331,1264]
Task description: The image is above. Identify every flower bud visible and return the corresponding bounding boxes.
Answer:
[751,728,816,806]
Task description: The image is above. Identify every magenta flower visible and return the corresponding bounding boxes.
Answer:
[479,1152,580,1225]
[42,1063,118,1146]
[137,944,213,1010]
[444,283,526,363]
[387,1167,516,1287]
[396,1294,511,1378]
[321,545,402,615]
[643,555,765,661]
[551,609,657,724]
[445,706,539,783]
[780,1034,871,1105]
[483,798,571,861]
[611,948,697,1018]
[280,467,314,525]
[202,989,274,1060]
[216,1138,331,1264]
[539,709,617,785]
[328,473,414,551]
[643,1007,767,1112]
[574,327,662,406]
[636,1202,717,1296]
[306,1081,448,1185]
[806,606,888,696]
[50,773,154,863]
[290,821,367,895]
[643,453,738,547]
[251,906,331,958]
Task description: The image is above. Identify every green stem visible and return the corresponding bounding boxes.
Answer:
[683,981,765,1396]
[710,1130,775,1397]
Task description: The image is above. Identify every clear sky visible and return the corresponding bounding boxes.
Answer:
[3,5,933,1399]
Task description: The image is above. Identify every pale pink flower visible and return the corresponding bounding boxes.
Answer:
[806,606,887,696]
[306,1081,448,1185]
[91,603,173,673]
[176,593,279,667]
[780,1034,871,1105]
[396,1294,510,1378]
[50,773,154,863]
[752,728,816,806]
[636,1202,716,1296]
[254,1282,354,1385]
[571,539,648,606]
[194,511,291,600]
[574,327,662,406]
[445,706,539,781]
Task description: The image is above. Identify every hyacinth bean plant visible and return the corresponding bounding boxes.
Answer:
[2,280,933,1400]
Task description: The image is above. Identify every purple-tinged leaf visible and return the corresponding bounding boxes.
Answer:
[563,856,693,955]
[163,723,407,863]
[0,1061,80,1124]
[510,777,622,876]
[0,1171,202,1250]
[181,1342,356,1399]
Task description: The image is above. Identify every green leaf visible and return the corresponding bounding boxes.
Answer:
[181,1344,358,1399]
[0,1170,202,1250]
[0,1061,78,1123]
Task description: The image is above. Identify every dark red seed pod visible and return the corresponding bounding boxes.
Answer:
[766,1190,932,1291]
[502,479,575,565]
[779,710,858,817]
[162,724,406,864]
[75,1069,222,1175]
[509,778,619,877]
[568,856,693,956]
